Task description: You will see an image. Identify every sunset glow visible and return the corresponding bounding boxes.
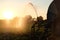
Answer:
[0,0,53,34]
[2,10,14,20]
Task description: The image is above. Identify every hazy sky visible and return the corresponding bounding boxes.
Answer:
[0,0,53,19]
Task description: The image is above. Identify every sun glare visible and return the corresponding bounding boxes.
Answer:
[3,10,14,20]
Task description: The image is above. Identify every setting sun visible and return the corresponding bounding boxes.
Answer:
[2,10,14,20]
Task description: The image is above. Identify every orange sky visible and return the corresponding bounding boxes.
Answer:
[0,0,53,20]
